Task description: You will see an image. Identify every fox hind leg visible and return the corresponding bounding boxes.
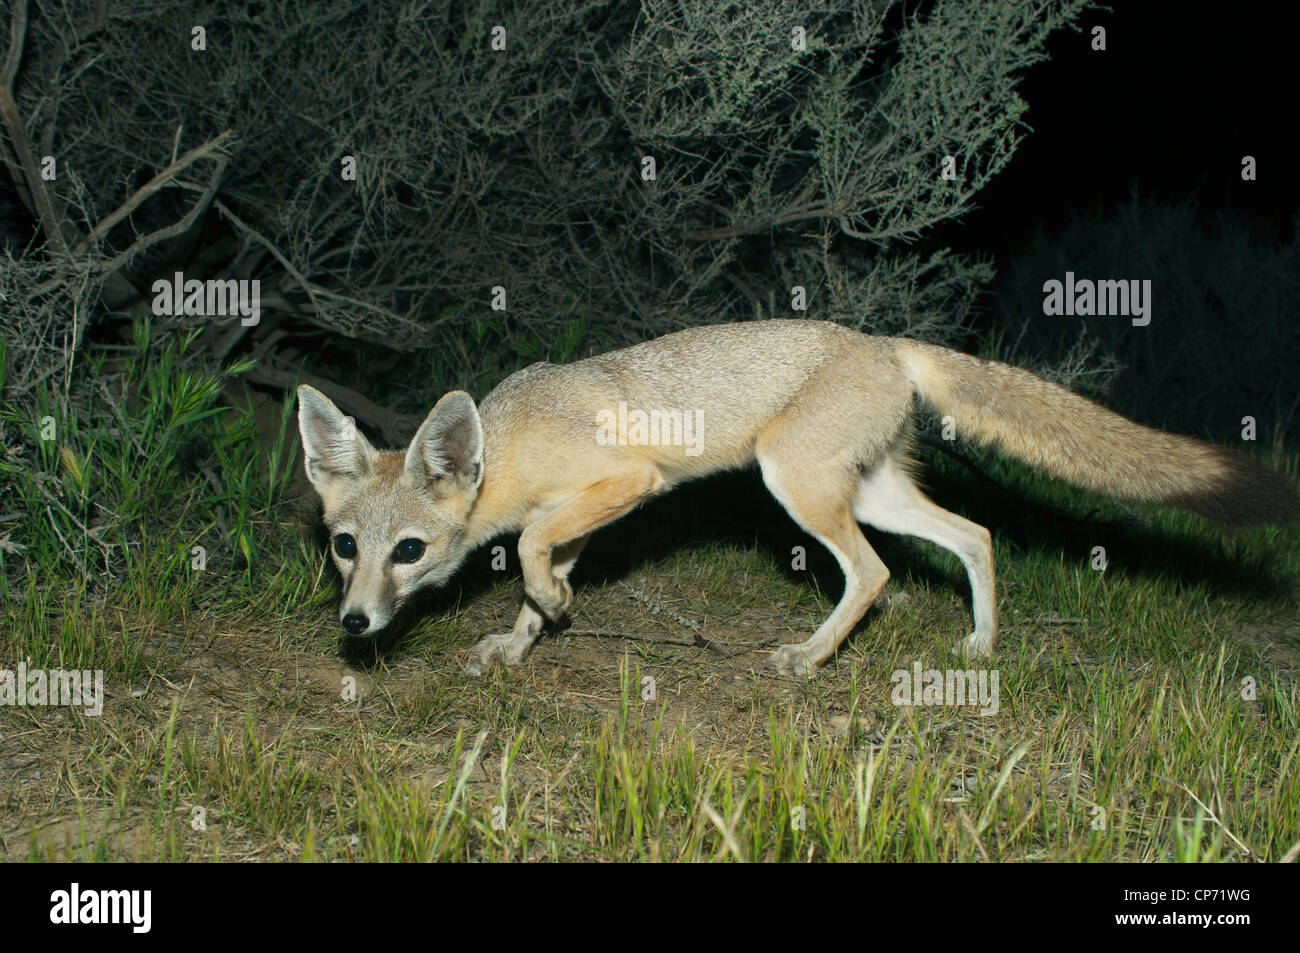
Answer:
[758,454,891,676]
[852,458,997,657]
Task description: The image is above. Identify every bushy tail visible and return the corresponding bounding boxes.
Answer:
[894,340,1297,525]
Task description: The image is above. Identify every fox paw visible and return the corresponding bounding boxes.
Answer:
[951,632,994,660]
[465,633,531,676]
[766,644,819,678]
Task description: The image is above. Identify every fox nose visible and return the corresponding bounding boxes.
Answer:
[342,613,370,635]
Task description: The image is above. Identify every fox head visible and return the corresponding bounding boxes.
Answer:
[296,385,485,637]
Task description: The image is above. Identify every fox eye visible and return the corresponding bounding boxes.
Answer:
[333,534,357,559]
[393,538,425,563]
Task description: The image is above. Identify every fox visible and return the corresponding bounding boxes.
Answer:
[296,319,1297,676]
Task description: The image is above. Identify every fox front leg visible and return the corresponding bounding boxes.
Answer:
[519,534,575,621]
[464,535,590,676]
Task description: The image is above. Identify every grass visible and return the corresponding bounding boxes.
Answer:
[1,333,1298,862]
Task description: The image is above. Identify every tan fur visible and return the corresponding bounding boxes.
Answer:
[297,320,1296,675]
[894,341,1297,523]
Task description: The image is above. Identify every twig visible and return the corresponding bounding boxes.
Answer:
[213,198,321,314]
[45,505,89,577]
[563,626,734,658]
[0,0,27,204]
[619,580,700,630]
[34,478,113,570]
[0,3,66,250]
[97,381,150,461]
[91,170,225,278]
[23,130,234,302]
[72,128,234,254]
[562,628,696,647]
[1,0,27,91]
[683,201,831,241]
[242,362,423,447]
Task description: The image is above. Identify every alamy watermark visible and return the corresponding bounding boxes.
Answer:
[1042,271,1151,326]
[595,401,704,456]
[891,662,999,716]
[151,271,260,326]
[50,883,150,933]
[1,662,103,716]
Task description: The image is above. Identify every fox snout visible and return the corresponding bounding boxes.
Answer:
[338,586,395,637]
[333,554,398,637]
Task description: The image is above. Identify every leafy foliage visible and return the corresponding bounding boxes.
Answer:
[4,0,1088,399]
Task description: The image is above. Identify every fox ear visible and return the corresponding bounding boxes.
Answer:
[297,385,377,490]
[405,391,484,490]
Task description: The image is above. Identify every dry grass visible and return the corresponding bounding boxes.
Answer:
[4,458,1298,861]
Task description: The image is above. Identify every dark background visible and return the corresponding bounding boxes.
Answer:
[944,0,1297,267]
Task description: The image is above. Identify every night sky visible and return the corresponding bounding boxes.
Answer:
[941,0,1297,262]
